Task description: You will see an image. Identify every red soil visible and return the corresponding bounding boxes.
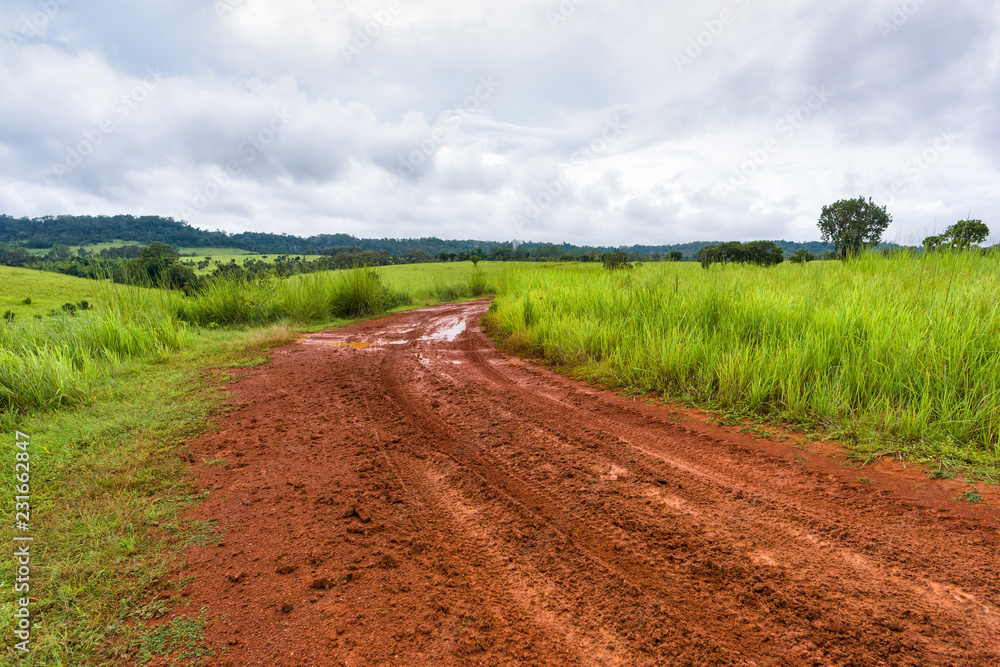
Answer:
[144,301,1000,666]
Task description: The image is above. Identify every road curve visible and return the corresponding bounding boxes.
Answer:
[155,301,1000,666]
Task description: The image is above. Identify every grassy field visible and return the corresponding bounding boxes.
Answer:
[485,253,1000,473]
[0,267,119,319]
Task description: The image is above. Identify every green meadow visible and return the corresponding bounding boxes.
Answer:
[0,267,115,319]
[485,253,1000,470]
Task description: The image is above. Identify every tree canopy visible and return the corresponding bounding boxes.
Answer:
[817,197,891,259]
[924,219,990,251]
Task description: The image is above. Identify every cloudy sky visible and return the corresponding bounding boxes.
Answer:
[1,0,998,246]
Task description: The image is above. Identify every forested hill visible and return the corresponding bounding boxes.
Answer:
[0,214,492,255]
[0,213,838,256]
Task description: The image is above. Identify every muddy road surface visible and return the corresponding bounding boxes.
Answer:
[158,301,1000,666]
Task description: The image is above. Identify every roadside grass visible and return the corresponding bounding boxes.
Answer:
[1,280,188,421]
[176,267,412,326]
[484,253,1000,477]
[0,324,258,666]
[177,263,498,327]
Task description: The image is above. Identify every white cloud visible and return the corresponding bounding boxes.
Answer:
[1,0,998,245]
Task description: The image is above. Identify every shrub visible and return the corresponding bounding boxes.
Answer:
[601,251,632,270]
[467,269,491,297]
[790,249,815,264]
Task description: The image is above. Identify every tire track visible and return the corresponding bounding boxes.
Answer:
[162,300,1000,667]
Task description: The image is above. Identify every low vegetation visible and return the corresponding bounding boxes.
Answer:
[485,252,1000,470]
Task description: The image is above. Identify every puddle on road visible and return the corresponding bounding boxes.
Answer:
[419,317,467,342]
[301,312,473,349]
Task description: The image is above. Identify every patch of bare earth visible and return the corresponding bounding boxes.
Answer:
[145,301,1000,666]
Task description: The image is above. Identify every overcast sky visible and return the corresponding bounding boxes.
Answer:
[1,0,998,246]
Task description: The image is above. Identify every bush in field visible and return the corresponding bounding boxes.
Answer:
[330,267,391,317]
[602,251,632,270]
[467,269,490,297]
[790,248,815,264]
[668,251,683,262]
[817,196,891,259]
[111,242,201,291]
[743,241,784,266]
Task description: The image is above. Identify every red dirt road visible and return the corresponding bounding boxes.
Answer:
[157,301,1000,666]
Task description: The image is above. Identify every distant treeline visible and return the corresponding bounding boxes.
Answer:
[0,213,841,258]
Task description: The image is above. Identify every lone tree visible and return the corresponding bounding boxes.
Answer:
[817,196,891,259]
[789,248,815,264]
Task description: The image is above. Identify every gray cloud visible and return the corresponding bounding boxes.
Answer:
[1,0,998,245]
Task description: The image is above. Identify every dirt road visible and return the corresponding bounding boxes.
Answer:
[159,301,1000,666]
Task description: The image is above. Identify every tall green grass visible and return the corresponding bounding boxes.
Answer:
[485,253,1000,463]
[175,266,411,326]
[1,283,189,419]
[176,265,495,327]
